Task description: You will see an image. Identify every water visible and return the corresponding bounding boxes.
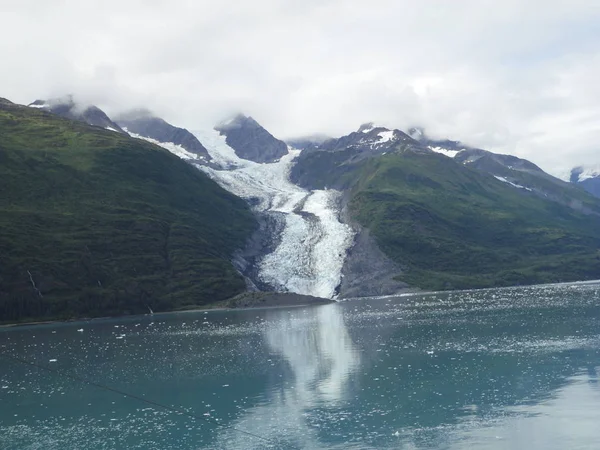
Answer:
[1,281,600,449]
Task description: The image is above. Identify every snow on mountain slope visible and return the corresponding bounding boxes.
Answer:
[192,128,354,299]
[428,146,463,158]
[126,130,208,162]
[577,165,600,182]
[494,175,532,191]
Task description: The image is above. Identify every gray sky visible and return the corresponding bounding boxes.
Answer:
[2,0,600,175]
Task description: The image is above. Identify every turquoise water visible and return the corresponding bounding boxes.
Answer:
[1,282,600,449]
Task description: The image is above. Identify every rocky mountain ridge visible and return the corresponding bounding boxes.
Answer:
[19,97,600,298]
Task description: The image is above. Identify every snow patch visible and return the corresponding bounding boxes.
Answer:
[429,146,461,158]
[125,129,205,161]
[494,175,532,191]
[28,103,48,109]
[377,130,395,144]
[105,127,120,133]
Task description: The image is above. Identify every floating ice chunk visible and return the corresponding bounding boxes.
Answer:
[49,359,57,363]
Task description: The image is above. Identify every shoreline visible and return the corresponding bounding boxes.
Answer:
[0,291,335,329]
[4,279,599,329]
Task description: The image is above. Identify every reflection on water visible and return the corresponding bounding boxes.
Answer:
[214,304,360,449]
[1,281,600,449]
[267,304,359,404]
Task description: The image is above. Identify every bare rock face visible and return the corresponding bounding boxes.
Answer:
[215,114,288,163]
[338,228,412,298]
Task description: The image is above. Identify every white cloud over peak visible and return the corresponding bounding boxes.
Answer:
[2,0,600,175]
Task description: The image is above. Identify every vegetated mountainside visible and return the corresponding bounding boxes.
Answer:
[570,166,600,198]
[115,109,213,162]
[29,97,127,134]
[291,125,600,291]
[215,114,288,163]
[411,129,600,216]
[0,98,256,323]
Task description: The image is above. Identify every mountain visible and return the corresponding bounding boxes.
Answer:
[291,124,600,291]
[0,97,256,324]
[286,133,332,151]
[570,166,600,198]
[115,110,213,163]
[290,123,427,189]
[29,96,126,133]
[410,129,600,216]
[214,114,288,163]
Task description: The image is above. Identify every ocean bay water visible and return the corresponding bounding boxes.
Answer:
[1,281,600,449]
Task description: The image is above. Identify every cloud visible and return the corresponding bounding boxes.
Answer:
[2,0,600,174]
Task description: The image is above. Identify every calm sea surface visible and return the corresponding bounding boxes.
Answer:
[1,282,600,449]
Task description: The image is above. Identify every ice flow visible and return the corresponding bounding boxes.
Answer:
[192,129,355,299]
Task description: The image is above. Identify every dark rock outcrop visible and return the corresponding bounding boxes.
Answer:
[215,114,288,163]
[339,227,413,298]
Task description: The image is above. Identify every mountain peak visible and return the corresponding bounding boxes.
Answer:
[358,122,376,133]
[571,165,600,182]
[214,114,288,163]
[28,96,126,133]
[215,113,262,132]
[570,165,600,198]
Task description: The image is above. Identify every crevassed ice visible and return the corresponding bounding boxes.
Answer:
[192,128,355,299]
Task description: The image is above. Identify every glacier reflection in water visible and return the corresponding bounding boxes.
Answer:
[213,304,360,449]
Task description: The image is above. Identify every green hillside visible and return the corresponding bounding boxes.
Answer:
[0,98,256,323]
[294,148,600,290]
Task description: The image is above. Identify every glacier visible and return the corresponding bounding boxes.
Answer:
[181,129,356,299]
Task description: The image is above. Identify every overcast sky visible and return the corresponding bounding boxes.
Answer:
[2,0,600,175]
